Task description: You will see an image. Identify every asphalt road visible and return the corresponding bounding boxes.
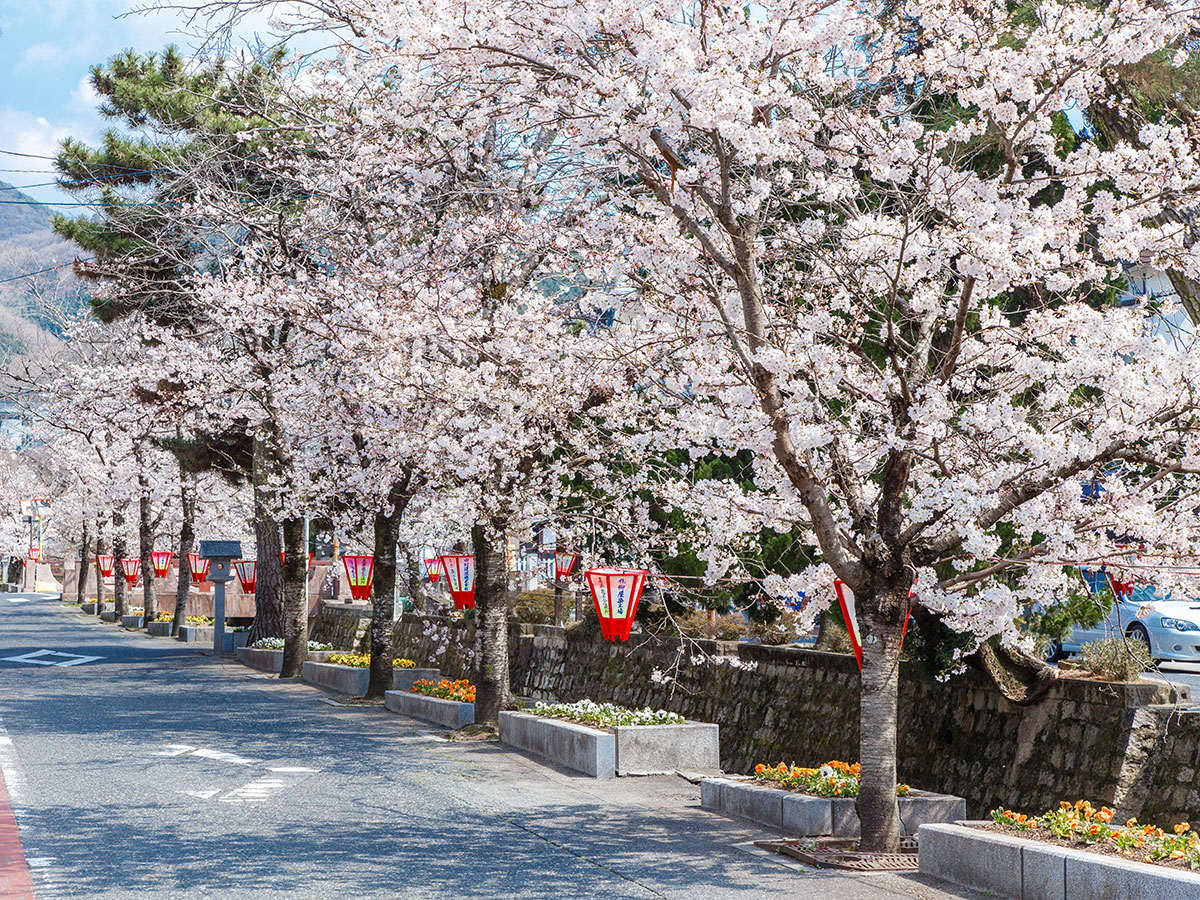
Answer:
[0,592,984,900]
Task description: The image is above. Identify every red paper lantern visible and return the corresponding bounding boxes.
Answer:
[554,550,579,582]
[151,551,174,579]
[343,555,374,603]
[187,552,210,584]
[439,553,475,609]
[425,557,443,583]
[26,547,40,563]
[234,560,257,594]
[584,568,648,641]
[96,554,116,578]
[120,557,141,588]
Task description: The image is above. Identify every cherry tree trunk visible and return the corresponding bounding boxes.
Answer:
[94,527,107,616]
[138,472,156,627]
[367,505,401,699]
[76,522,91,606]
[112,511,127,619]
[279,516,308,678]
[471,521,511,725]
[171,474,196,637]
[247,439,283,645]
[856,604,906,854]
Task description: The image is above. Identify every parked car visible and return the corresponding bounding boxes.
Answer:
[1048,572,1200,664]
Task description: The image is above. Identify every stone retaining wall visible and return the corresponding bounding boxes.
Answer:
[308,603,372,652]
[374,612,1200,822]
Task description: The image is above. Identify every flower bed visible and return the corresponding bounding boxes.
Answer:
[396,658,416,668]
[919,821,1200,900]
[251,637,334,651]
[702,768,964,837]
[753,760,911,798]
[530,699,684,728]
[301,660,369,695]
[154,613,214,626]
[412,678,476,703]
[326,652,411,669]
[989,801,1199,868]
[500,703,719,778]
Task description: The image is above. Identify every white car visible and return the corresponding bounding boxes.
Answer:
[1052,583,1200,663]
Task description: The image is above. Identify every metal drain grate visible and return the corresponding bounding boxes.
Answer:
[755,837,919,872]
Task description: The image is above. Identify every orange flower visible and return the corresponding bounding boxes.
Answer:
[755,764,766,775]
[1176,823,1191,835]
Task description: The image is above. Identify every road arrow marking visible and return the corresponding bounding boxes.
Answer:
[180,790,221,800]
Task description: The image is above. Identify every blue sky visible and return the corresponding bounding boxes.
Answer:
[0,1,281,205]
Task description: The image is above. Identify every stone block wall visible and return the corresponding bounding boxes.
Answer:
[377,612,1199,822]
[308,602,372,651]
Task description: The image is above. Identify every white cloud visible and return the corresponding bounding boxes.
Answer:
[18,41,65,69]
[0,106,97,203]
[66,76,101,117]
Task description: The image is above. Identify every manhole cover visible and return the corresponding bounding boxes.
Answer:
[755,837,919,872]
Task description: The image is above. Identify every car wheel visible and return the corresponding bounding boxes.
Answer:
[1042,639,1065,663]
[1125,623,1156,669]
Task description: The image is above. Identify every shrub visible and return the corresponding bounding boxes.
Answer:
[1076,635,1150,681]
[748,608,808,645]
[666,609,748,641]
[511,589,556,624]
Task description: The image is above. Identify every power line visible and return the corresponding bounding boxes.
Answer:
[0,258,92,287]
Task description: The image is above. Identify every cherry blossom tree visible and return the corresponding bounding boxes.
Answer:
[279,0,1200,850]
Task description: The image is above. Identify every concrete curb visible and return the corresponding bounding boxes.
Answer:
[392,668,441,692]
[499,711,614,778]
[81,602,97,614]
[121,614,144,629]
[702,778,965,837]
[385,691,474,728]
[301,661,369,696]
[147,622,173,637]
[918,822,1200,900]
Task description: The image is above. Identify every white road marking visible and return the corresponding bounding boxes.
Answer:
[189,748,258,766]
[150,744,198,757]
[180,789,221,800]
[6,599,32,604]
[219,776,288,803]
[267,766,318,773]
[0,650,103,667]
[26,857,55,867]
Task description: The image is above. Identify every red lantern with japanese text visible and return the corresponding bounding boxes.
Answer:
[96,554,115,578]
[187,552,209,584]
[151,551,173,579]
[234,560,257,594]
[584,568,648,642]
[342,555,374,602]
[425,556,442,583]
[120,557,141,589]
[26,547,40,563]
[553,550,579,583]
[439,553,475,609]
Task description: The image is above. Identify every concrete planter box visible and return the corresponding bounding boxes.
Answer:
[302,661,369,696]
[701,778,965,837]
[919,822,1200,900]
[385,691,474,728]
[236,648,335,673]
[147,621,173,637]
[121,614,144,629]
[392,667,440,692]
[499,711,613,778]
[81,602,97,614]
[100,611,118,622]
[177,625,214,643]
[220,631,250,653]
[498,711,719,778]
